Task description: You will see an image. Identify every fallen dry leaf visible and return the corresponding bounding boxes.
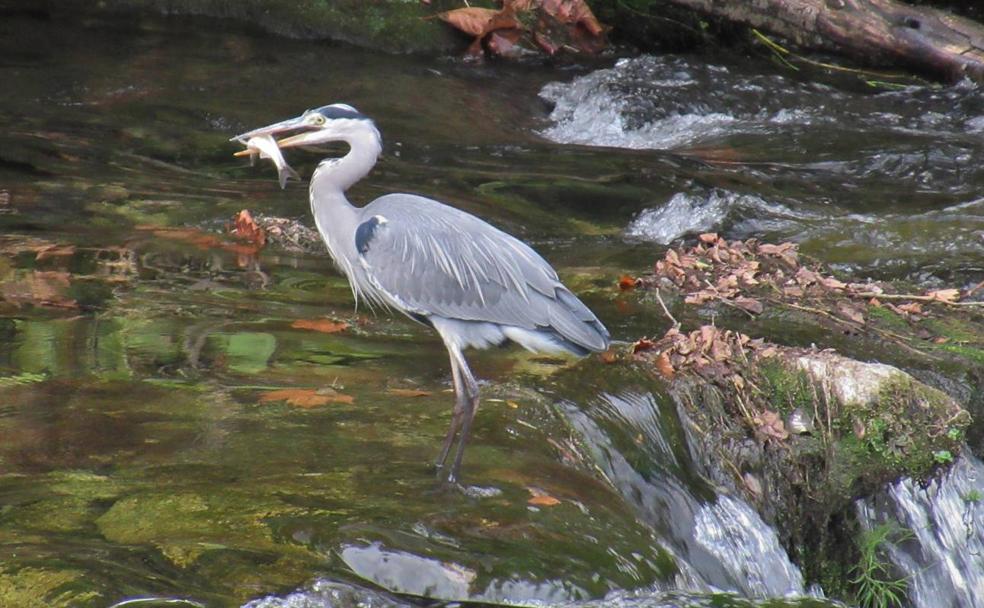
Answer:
[927,288,960,303]
[655,351,674,378]
[437,7,506,37]
[753,410,789,442]
[733,296,764,315]
[897,302,923,315]
[618,274,639,291]
[527,487,561,507]
[836,302,865,325]
[232,209,266,247]
[540,0,605,36]
[291,319,349,333]
[259,388,354,408]
[632,338,656,354]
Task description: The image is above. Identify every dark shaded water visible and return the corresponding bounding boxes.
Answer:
[0,11,981,608]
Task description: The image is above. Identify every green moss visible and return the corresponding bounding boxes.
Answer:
[758,359,814,416]
[866,306,910,332]
[832,375,969,485]
[0,566,102,608]
[94,489,321,568]
[922,317,983,343]
[935,342,984,365]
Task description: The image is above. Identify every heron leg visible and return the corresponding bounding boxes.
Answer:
[447,346,480,484]
[435,347,467,471]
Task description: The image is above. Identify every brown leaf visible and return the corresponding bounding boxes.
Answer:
[540,0,605,36]
[795,267,818,287]
[600,349,618,364]
[632,338,656,354]
[699,325,717,348]
[387,388,432,398]
[684,291,713,305]
[438,3,524,58]
[927,288,960,303]
[820,276,847,290]
[291,319,349,333]
[897,302,923,315]
[259,388,353,408]
[486,28,526,58]
[655,351,674,378]
[437,7,504,37]
[232,209,266,247]
[618,274,639,291]
[699,232,719,244]
[527,487,561,507]
[836,302,865,325]
[753,410,789,441]
[734,297,764,315]
[664,248,681,267]
[709,338,733,362]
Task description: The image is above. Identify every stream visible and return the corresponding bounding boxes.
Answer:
[0,11,982,608]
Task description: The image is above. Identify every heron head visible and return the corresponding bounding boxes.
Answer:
[231,103,375,149]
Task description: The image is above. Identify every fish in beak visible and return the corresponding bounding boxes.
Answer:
[233,134,299,189]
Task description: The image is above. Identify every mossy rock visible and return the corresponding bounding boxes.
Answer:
[44,0,470,54]
[95,489,316,568]
[668,349,970,602]
[0,566,103,608]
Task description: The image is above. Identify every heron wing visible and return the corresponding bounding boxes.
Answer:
[357,194,609,352]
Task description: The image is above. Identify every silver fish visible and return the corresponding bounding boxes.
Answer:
[235,134,299,189]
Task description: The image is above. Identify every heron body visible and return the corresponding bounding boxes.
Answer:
[234,104,610,482]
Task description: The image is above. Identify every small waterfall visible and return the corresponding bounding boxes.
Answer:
[561,391,806,599]
[857,451,984,608]
[694,494,805,598]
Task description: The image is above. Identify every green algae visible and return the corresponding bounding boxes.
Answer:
[0,566,102,608]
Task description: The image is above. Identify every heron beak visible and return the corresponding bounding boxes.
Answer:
[273,129,330,150]
[229,114,309,144]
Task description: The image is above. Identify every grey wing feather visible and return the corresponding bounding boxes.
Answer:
[357,194,609,352]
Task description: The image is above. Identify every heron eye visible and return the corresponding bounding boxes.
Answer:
[311,114,326,126]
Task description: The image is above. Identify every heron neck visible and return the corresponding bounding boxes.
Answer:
[310,125,382,195]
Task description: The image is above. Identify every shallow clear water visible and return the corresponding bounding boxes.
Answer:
[0,11,979,608]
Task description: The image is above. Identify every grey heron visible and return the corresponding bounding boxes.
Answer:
[233,104,610,483]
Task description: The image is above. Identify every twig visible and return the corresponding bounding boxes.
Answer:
[751,29,915,82]
[703,279,756,319]
[781,301,941,361]
[655,288,681,330]
[850,291,983,307]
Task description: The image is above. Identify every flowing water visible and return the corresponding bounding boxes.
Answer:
[0,11,981,608]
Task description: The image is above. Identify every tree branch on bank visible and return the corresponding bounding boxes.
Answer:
[656,0,984,83]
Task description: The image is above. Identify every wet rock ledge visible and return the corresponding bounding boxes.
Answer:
[611,234,982,595]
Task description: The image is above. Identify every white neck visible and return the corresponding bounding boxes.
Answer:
[307,122,383,305]
[310,122,383,196]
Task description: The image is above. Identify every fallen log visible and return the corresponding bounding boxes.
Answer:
[654,0,984,83]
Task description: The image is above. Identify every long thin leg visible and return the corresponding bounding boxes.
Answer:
[448,346,480,484]
[435,347,467,470]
